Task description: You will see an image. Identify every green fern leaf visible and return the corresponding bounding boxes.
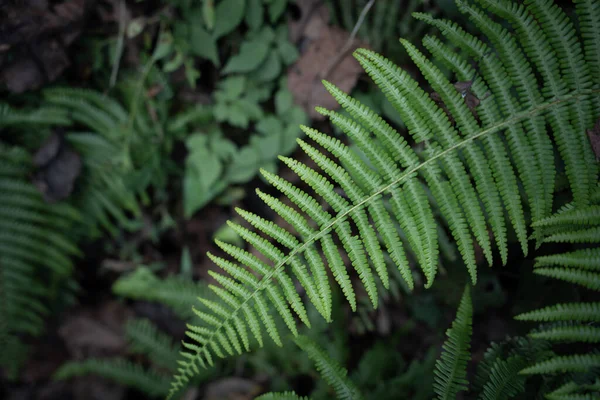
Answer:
[54,358,170,397]
[256,392,309,400]
[515,302,600,322]
[520,354,600,375]
[294,335,363,400]
[434,285,473,400]
[169,1,600,395]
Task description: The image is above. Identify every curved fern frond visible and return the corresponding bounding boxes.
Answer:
[520,354,600,375]
[112,267,212,320]
[515,303,600,323]
[169,1,600,395]
[126,318,181,371]
[256,392,309,400]
[478,355,528,400]
[54,358,170,397]
[294,335,364,400]
[434,285,473,400]
[529,324,600,343]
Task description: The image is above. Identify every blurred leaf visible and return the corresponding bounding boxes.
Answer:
[184,59,201,88]
[190,24,219,65]
[227,146,260,183]
[218,76,246,100]
[163,51,184,72]
[268,0,287,22]
[213,0,246,39]
[223,39,270,74]
[277,40,299,65]
[184,134,223,216]
[127,17,146,39]
[202,0,215,31]
[213,224,244,247]
[275,89,293,115]
[252,132,280,161]
[152,32,174,61]
[180,246,193,278]
[245,0,263,31]
[256,116,283,136]
[251,50,282,82]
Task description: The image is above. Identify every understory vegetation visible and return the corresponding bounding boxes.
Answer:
[0,0,599,400]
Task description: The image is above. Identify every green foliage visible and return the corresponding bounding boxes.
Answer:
[294,335,364,400]
[169,0,600,396]
[256,392,309,400]
[112,267,211,320]
[54,358,171,397]
[433,286,472,400]
[184,79,307,216]
[125,318,181,371]
[515,196,600,392]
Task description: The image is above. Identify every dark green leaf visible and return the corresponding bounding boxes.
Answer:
[213,0,246,39]
[223,39,270,74]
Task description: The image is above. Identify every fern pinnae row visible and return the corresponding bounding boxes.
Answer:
[171,87,597,397]
[422,34,528,257]
[402,38,509,265]
[356,47,495,267]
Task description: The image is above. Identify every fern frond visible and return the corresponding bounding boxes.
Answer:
[534,248,600,270]
[478,355,528,400]
[112,267,211,319]
[533,268,600,291]
[54,358,170,397]
[0,103,71,127]
[294,335,363,400]
[515,303,600,322]
[520,354,600,375]
[529,324,600,343]
[125,318,181,370]
[256,392,309,400]
[170,1,600,394]
[434,285,473,400]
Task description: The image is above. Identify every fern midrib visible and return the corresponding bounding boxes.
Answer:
[179,88,598,379]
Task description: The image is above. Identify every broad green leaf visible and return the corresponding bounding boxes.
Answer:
[213,0,246,39]
[245,0,263,31]
[275,89,293,115]
[152,33,174,61]
[218,76,246,100]
[277,41,299,65]
[190,24,219,65]
[252,133,280,161]
[236,98,263,121]
[227,146,260,183]
[223,39,269,74]
[268,0,287,22]
[202,0,215,30]
[256,116,283,136]
[251,50,282,82]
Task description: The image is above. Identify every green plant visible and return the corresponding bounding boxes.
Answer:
[168,0,599,397]
[55,269,219,397]
[184,78,307,216]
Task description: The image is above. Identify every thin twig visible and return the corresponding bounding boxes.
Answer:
[109,0,126,89]
[319,0,375,81]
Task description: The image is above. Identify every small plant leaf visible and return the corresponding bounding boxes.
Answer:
[213,0,246,39]
[223,39,270,74]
